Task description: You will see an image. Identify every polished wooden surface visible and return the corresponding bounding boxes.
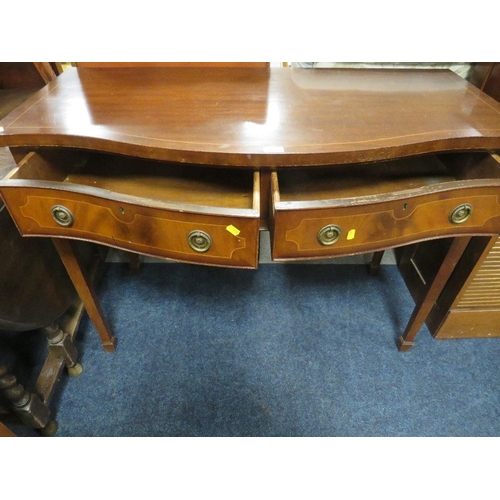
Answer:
[2,68,500,166]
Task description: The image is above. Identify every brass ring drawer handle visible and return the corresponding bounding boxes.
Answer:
[187,230,212,252]
[51,205,74,227]
[317,224,342,246]
[449,204,472,224]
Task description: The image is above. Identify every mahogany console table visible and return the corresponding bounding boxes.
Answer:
[1,66,500,352]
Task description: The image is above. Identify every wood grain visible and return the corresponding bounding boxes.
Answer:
[271,155,500,260]
[2,67,500,167]
[0,151,260,268]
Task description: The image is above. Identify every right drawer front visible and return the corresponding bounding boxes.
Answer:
[272,176,500,261]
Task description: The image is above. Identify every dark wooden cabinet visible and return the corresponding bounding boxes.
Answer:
[0,63,85,435]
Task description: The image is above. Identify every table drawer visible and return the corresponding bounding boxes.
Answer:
[271,154,500,261]
[0,150,261,268]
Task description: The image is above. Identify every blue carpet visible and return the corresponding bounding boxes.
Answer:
[44,263,500,436]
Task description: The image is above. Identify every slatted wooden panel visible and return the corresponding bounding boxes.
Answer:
[456,236,500,309]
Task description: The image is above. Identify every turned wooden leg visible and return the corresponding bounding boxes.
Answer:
[397,236,471,351]
[0,365,57,436]
[368,250,385,276]
[52,238,116,352]
[41,324,83,377]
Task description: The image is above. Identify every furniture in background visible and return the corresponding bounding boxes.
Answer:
[1,66,500,357]
[0,64,89,436]
[469,62,500,102]
[0,63,62,121]
[0,62,61,87]
[0,205,87,436]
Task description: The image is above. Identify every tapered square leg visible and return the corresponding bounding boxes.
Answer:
[52,238,116,352]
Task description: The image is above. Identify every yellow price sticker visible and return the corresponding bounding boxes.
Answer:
[347,229,356,240]
[226,224,241,236]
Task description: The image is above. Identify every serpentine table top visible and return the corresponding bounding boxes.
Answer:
[2,67,500,165]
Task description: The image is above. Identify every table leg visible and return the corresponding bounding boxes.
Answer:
[368,250,385,276]
[397,236,472,351]
[127,252,142,275]
[52,238,116,352]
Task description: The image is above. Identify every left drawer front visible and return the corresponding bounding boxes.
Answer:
[2,188,260,268]
[272,189,500,260]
